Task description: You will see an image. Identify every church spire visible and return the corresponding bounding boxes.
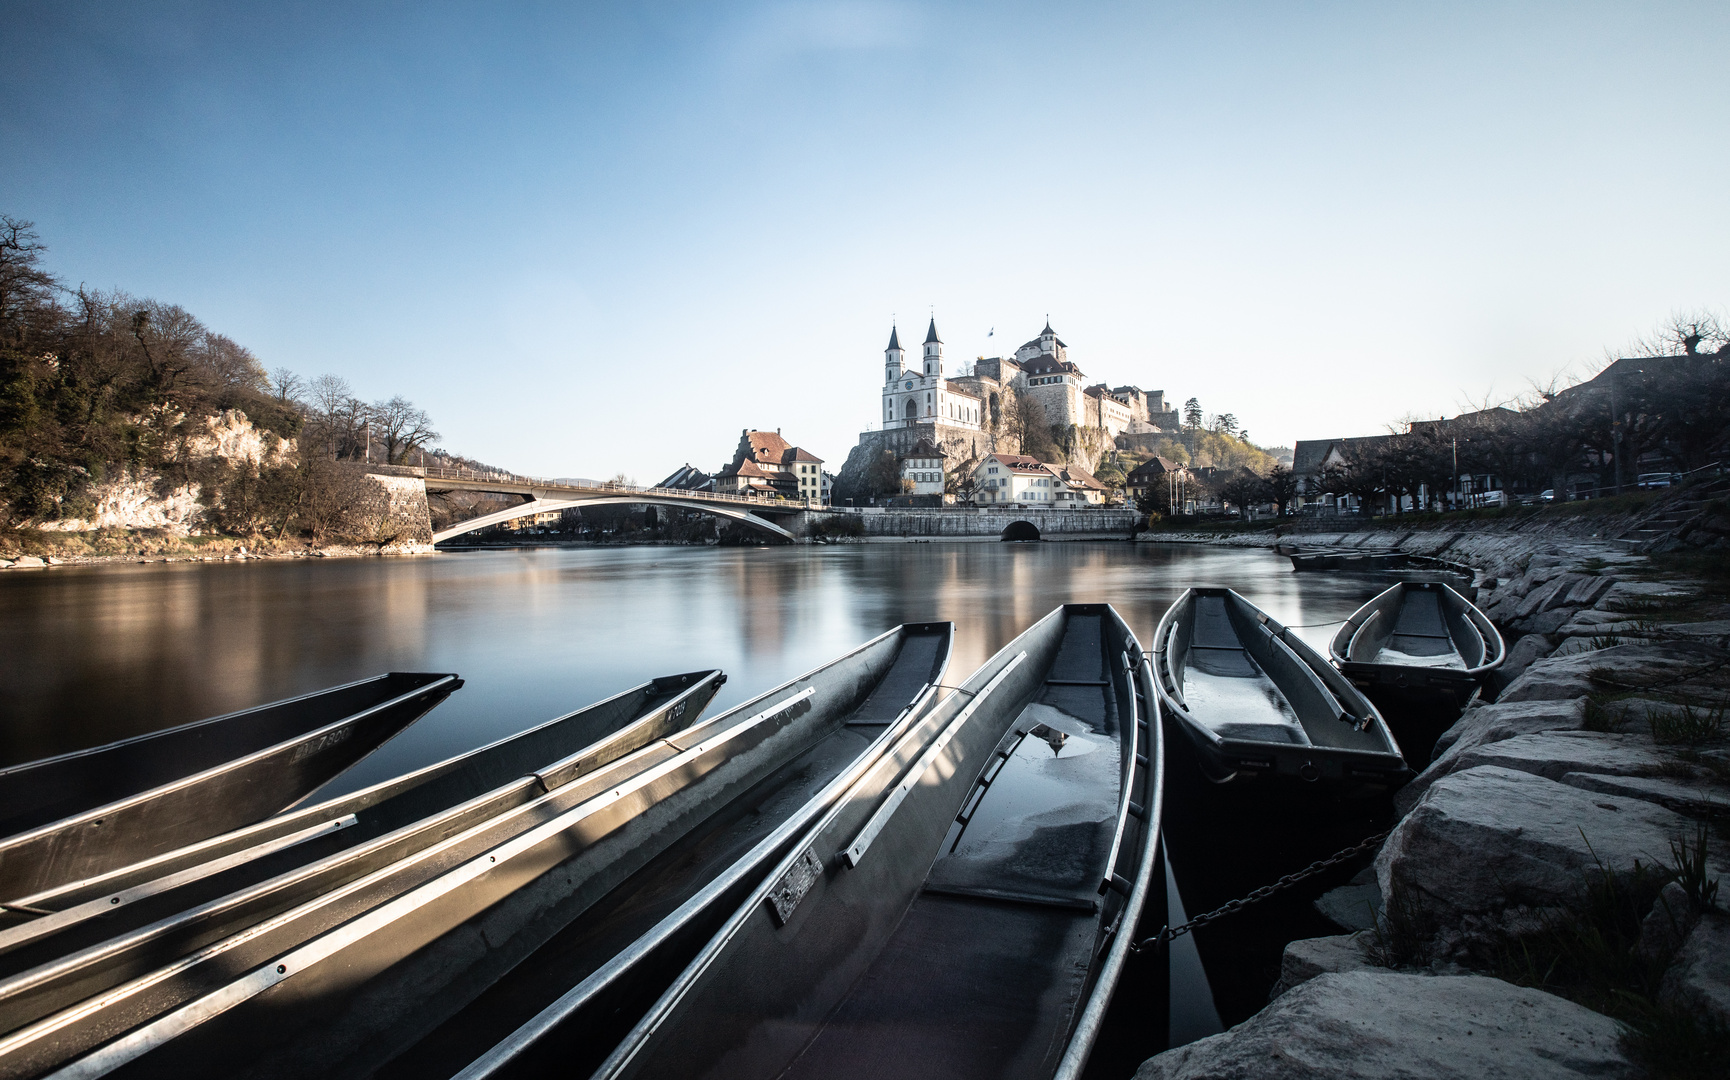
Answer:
[924,317,942,345]
[887,324,901,351]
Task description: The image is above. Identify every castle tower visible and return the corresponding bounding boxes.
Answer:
[885,324,905,384]
[923,318,942,377]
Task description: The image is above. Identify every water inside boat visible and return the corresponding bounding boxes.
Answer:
[776,613,1124,1080]
[1176,595,1308,745]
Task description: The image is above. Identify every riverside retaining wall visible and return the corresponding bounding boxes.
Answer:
[1135,515,1729,1079]
[819,507,1140,540]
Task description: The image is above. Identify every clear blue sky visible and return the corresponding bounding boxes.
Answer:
[5,2,1727,478]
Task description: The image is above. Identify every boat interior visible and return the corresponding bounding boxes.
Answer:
[770,609,1132,1080]
[74,626,952,1080]
[1340,584,1487,671]
[1165,591,1383,752]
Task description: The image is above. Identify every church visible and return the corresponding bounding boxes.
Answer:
[833,316,1179,500]
[880,320,983,430]
[879,317,1176,443]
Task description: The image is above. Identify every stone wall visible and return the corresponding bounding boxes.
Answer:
[357,473,435,550]
[802,507,1139,539]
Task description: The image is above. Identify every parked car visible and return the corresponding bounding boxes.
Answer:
[1636,472,1679,489]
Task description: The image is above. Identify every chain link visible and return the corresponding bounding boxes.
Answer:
[1130,829,1390,954]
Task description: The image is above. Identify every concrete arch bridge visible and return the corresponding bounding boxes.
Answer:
[415,468,811,543]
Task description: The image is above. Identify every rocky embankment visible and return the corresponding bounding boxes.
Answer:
[1138,523,1730,1078]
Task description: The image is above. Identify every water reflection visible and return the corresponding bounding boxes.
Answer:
[0,544,1381,791]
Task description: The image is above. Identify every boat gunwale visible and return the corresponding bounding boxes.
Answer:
[590,603,1157,1080]
[1052,613,1164,1080]
[1152,588,1407,781]
[1326,581,1507,685]
[0,673,727,957]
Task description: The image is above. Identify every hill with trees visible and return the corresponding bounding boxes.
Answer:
[0,215,452,552]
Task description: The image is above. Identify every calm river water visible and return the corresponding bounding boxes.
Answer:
[2,542,1379,778]
[0,540,1428,1068]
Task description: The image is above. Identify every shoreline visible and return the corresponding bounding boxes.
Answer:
[1134,522,1730,1076]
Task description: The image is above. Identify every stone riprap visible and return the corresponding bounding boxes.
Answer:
[1267,932,1375,999]
[1134,972,1633,1080]
[1378,765,1698,921]
[1143,510,1728,1079]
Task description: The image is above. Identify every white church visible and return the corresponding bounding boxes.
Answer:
[881,319,983,431]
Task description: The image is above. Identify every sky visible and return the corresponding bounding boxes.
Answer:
[4,1,1728,479]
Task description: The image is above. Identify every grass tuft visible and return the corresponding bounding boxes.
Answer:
[1582,690,1636,733]
[1666,824,1720,913]
[1648,701,1729,746]
[1367,877,1438,968]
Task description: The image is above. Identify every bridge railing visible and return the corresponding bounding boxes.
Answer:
[397,464,824,511]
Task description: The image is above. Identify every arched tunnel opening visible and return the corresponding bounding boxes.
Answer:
[1000,520,1042,542]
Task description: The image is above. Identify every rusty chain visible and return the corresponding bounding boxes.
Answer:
[1130,829,1391,954]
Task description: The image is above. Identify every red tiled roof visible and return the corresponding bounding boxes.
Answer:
[745,430,793,463]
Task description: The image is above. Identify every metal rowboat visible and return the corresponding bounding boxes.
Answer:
[0,673,463,906]
[1153,588,1407,785]
[6,627,950,1080]
[580,604,1161,1080]
[1328,581,1505,695]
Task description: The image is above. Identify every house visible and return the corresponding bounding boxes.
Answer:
[969,453,1106,507]
[1049,464,1108,505]
[972,454,1052,505]
[900,437,947,497]
[715,429,825,501]
[656,464,716,493]
[1125,456,1187,501]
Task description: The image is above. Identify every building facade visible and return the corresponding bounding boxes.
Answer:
[969,453,1107,507]
[900,437,947,496]
[882,320,983,431]
[716,429,825,501]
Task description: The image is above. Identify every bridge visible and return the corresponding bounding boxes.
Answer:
[407,466,814,543]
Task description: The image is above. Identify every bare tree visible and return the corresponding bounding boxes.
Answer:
[270,367,305,405]
[1624,309,1730,358]
[371,395,439,465]
[0,215,59,349]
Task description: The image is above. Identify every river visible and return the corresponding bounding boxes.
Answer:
[0,540,1428,1067]
[2,542,1376,778]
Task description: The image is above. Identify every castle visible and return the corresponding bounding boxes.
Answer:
[834,318,1179,499]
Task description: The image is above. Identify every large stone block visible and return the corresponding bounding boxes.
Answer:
[1507,607,1578,637]
[1561,773,1730,820]
[1448,730,1697,785]
[1399,700,1584,815]
[1134,971,1632,1080]
[1662,913,1730,1025]
[1379,765,1693,920]
[1498,641,1722,703]
[1268,933,1375,999]
[1486,634,1556,697]
[1563,575,1617,607]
